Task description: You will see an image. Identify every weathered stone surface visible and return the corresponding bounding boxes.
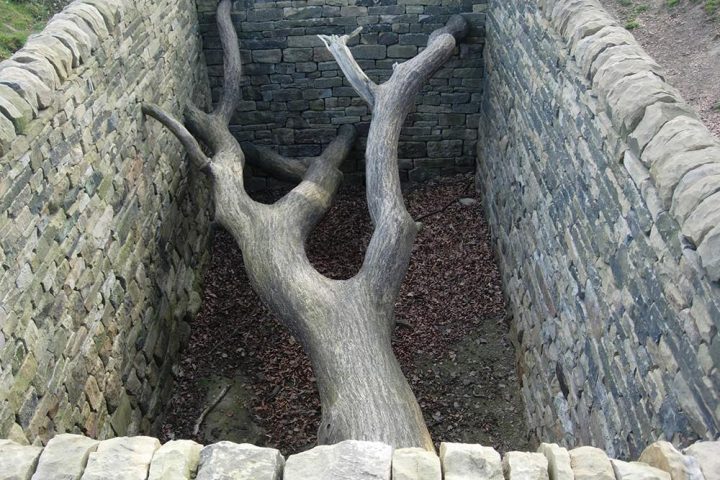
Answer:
[503,451,549,480]
[0,84,34,132]
[284,441,390,480]
[569,447,614,480]
[681,190,720,245]
[650,145,720,207]
[81,436,160,480]
[611,459,671,480]
[638,442,705,480]
[0,439,43,480]
[698,225,720,281]
[440,443,503,480]
[0,66,53,110]
[537,443,573,480]
[392,447,441,480]
[196,442,283,480]
[605,71,680,134]
[642,116,717,168]
[0,111,15,155]
[671,163,720,222]
[32,433,99,480]
[628,102,698,158]
[684,440,720,480]
[148,440,202,480]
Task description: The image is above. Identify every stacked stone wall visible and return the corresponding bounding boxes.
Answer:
[196,0,488,188]
[478,0,720,459]
[1,434,718,480]
[0,0,211,443]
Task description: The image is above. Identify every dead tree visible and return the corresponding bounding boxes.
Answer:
[143,0,468,450]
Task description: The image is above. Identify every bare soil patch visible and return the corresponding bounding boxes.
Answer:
[599,0,720,136]
[160,175,529,455]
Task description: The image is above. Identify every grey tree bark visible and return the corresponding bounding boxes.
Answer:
[143,0,468,450]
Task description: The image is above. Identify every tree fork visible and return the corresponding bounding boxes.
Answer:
[142,0,468,451]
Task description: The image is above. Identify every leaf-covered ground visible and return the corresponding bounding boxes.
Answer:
[160,175,529,455]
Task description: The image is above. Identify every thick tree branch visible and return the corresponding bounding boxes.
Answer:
[278,124,357,234]
[215,0,242,124]
[318,28,377,109]
[141,103,212,173]
[241,142,308,183]
[331,16,469,302]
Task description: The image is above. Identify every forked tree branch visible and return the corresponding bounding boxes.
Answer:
[318,27,377,109]
[322,15,470,304]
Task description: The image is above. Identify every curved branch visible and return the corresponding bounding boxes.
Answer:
[357,16,469,303]
[318,28,377,109]
[215,0,242,124]
[141,103,212,174]
[241,142,308,183]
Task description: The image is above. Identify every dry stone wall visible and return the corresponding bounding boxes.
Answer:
[0,0,211,443]
[196,0,488,188]
[1,434,718,480]
[478,0,720,459]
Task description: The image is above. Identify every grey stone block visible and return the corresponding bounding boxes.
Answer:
[196,442,283,480]
[148,440,203,480]
[0,439,42,480]
[284,441,392,480]
[503,451,549,480]
[392,448,441,480]
[81,436,160,480]
[440,443,503,480]
[32,433,99,480]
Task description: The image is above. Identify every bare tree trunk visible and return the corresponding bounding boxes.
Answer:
[143,0,468,450]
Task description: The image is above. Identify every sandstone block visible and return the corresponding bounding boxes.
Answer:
[0,111,16,156]
[503,451,549,480]
[392,447,441,480]
[22,35,73,81]
[628,102,697,158]
[81,436,160,480]
[284,440,391,480]
[0,439,43,480]
[670,163,720,222]
[32,433,99,480]
[684,440,720,480]
[642,116,717,169]
[568,446,614,480]
[440,443,503,480]
[148,440,202,480]
[650,145,720,207]
[0,66,52,111]
[638,441,705,480]
[611,459,671,480]
[605,71,681,135]
[537,443,573,480]
[698,225,720,282]
[196,442,283,480]
[681,190,720,245]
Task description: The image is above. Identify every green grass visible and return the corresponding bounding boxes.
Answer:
[0,1,55,60]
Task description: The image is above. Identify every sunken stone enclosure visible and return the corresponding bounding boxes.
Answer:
[0,0,719,464]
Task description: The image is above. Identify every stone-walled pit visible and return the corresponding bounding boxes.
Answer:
[0,0,718,467]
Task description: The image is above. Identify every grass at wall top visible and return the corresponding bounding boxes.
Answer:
[0,0,66,61]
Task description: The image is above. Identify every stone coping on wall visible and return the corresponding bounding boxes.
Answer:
[0,0,124,157]
[0,434,717,479]
[537,0,720,283]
